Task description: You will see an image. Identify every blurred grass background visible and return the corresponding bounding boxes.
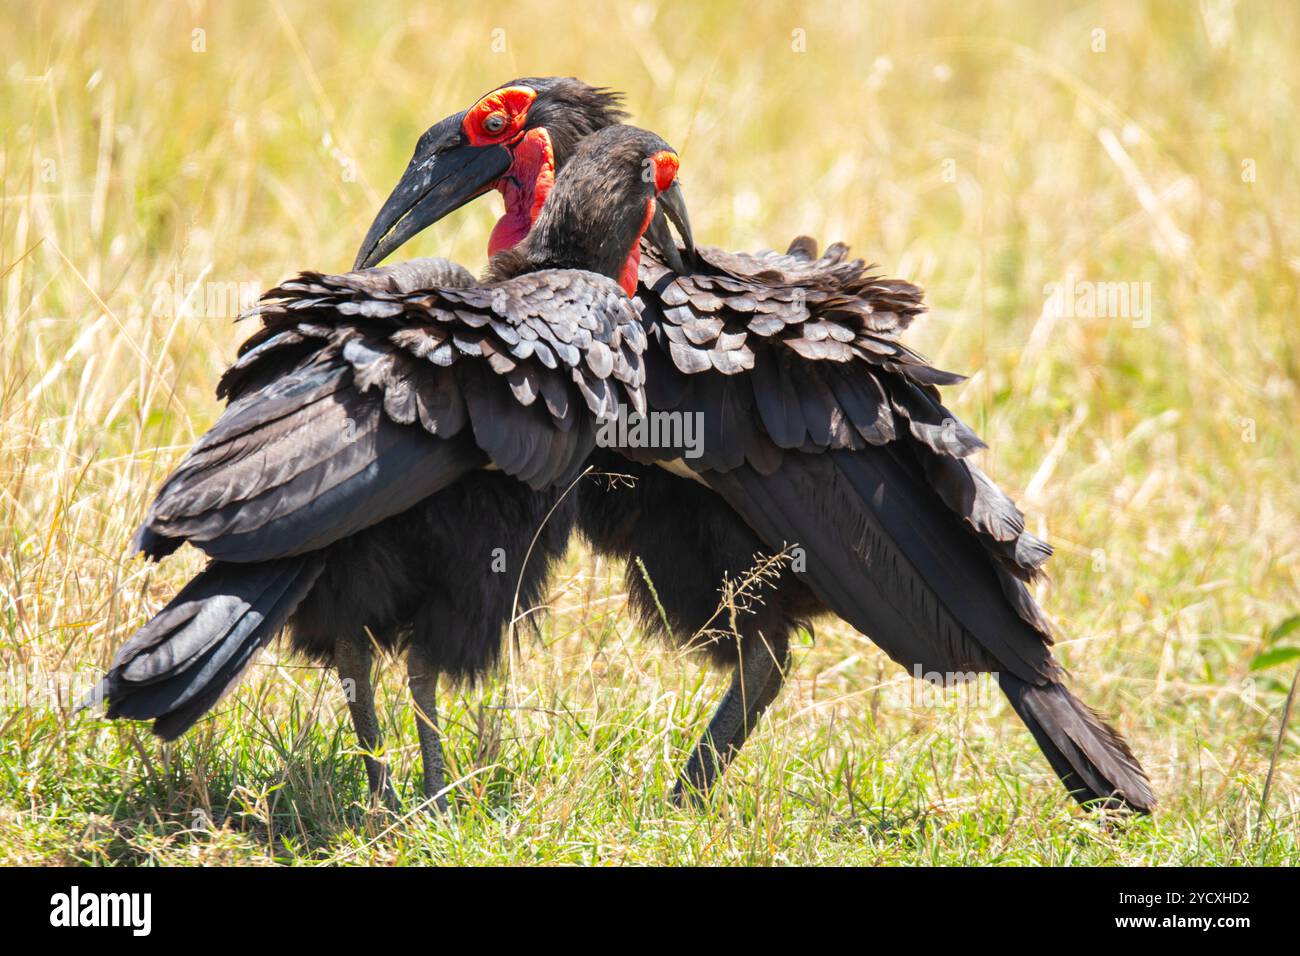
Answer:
[1,0,1297,864]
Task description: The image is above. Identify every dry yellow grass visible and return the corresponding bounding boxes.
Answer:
[1,0,1297,864]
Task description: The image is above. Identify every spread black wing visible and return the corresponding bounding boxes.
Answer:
[627,237,1152,810]
[136,259,645,564]
[96,259,645,739]
[635,236,1050,654]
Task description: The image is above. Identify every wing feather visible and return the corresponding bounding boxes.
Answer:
[143,260,647,560]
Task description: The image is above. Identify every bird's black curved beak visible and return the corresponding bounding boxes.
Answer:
[644,180,696,275]
[353,111,514,271]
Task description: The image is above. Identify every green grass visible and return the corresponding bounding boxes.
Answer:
[1,0,1297,865]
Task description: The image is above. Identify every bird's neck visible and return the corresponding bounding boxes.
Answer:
[618,199,655,295]
[488,129,554,257]
[486,138,654,296]
[496,193,651,297]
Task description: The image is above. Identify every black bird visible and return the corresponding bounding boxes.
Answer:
[90,125,687,811]
[352,77,1155,813]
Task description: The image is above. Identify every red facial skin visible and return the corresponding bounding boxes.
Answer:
[461,86,537,147]
[462,85,551,255]
[650,149,679,193]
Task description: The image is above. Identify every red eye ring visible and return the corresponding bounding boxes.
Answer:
[462,85,537,146]
[650,150,680,193]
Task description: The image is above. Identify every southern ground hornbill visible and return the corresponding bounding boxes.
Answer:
[353,77,1155,813]
[89,125,688,811]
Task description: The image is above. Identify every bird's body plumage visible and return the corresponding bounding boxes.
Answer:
[94,127,684,811]
[350,77,1154,812]
[625,225,1152,813]
[95,69,1156,818]
[586,234,1150,808]
[103,257,643,737]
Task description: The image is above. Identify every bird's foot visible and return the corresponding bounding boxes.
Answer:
[671,773,711,810]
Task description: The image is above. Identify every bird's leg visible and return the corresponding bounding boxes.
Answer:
[673,636,790,806]
[406,645,449,814]
[334,635,397,810]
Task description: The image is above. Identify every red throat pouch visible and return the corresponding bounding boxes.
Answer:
[488,128,555,257]
[618,197,657,297]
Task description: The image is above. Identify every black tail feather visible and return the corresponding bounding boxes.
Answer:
[89,556,324,740]
[702,448,1155,813]
[1000,672,1155,813]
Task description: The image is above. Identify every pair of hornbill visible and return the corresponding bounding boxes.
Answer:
[92,78,1155,816]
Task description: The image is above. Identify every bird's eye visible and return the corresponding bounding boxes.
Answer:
[483,113,507,134]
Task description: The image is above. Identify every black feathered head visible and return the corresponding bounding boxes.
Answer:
[488,125,689,295]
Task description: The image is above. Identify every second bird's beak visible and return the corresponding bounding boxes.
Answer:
[353,111,514,271]
[644,181,696,275]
